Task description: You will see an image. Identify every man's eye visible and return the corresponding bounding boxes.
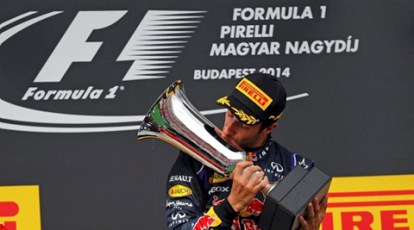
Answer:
[241,123,251,129]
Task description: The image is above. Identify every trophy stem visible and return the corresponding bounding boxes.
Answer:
[262,182,278,195]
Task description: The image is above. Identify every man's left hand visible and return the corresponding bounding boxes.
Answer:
[298,195,328,230]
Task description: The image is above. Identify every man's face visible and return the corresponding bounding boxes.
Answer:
[221,110,272,149]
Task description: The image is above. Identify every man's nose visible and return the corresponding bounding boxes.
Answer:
[222,118,237,138]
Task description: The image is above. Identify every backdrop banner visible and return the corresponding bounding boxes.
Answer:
[0,0,413,229]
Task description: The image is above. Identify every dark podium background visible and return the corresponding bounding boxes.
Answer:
[0,0,413,229]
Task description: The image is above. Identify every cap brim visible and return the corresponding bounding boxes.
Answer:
[216,95,261,125]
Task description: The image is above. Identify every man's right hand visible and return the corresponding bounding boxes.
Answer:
[227,161,268,213]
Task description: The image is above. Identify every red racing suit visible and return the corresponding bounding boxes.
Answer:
[166,137,314,229]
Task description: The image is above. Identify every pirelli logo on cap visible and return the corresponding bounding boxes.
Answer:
[168,185,193,198]
[236,78,272,110]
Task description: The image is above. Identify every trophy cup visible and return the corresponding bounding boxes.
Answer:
[136,80,245,177]
[137,80,331,230]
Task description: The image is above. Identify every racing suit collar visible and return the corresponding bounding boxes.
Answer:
[244,136,273,162]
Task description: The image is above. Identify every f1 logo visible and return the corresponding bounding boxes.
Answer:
[31,10,205,83]
[35,11,126,83]
[0,201,19,230]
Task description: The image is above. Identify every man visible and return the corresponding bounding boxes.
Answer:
[166,73,328,229]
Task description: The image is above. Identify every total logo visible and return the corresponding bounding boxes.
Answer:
[0,10,206,133]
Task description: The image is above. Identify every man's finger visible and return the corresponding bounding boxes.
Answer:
[306,202,315,218]
[313,197,321,213]
[232,161,253,177]
[320,195,329,212]
[241,165,262,179]
[298,216,308,230]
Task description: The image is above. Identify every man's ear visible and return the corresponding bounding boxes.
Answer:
[263,122,278,135]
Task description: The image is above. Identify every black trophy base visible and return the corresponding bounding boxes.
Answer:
[258,166,331,230]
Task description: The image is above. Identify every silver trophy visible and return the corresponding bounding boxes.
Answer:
[137,80,331,230]
[137,80,246,176]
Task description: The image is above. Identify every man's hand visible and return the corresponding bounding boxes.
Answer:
[298,195,328,230]
[227,161,268,213]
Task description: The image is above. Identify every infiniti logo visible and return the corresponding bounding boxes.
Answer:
[171,211,186,220]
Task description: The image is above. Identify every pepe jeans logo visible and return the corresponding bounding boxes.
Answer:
[0,10,205,133]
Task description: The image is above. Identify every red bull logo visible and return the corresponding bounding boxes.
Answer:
[240,198,264,217]
[194,214,215,230]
